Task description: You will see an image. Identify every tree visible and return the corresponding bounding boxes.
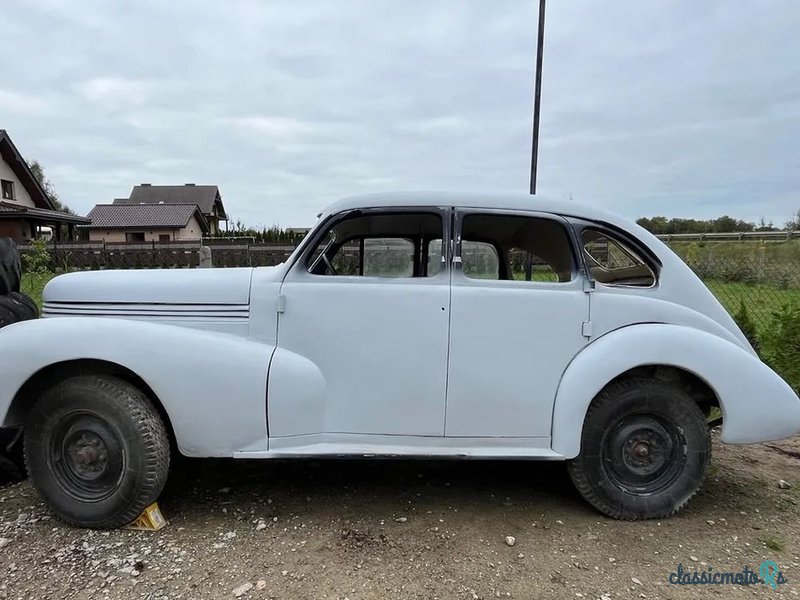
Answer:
[636,215,756,234]
[755,217,777,232]
[26,160,75,215]
[785,208,800,231]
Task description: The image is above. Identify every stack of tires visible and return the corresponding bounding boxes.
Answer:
[0,237,38,483]
[0,238,38,327]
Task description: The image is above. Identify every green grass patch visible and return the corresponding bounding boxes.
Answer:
[20,272,57,311]
[702,280,800,330]
[760,536,786,552]
[668,239,800,266]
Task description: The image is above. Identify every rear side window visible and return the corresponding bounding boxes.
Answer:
[460,214,574,282]
[581,229,656,287]
[462,241,499,279]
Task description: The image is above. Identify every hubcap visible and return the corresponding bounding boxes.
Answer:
[602,414,685,495]
[50,413,124,501]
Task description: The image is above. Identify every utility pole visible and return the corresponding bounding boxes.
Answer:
[529,0,546,195]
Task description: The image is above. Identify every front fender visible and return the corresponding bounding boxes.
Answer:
[551,324,800,458]
[0,317,273,457]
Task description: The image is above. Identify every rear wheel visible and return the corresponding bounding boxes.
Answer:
[24,376,170,529]
[567,377,710,519]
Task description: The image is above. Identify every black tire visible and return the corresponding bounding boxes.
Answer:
[24,375,170,529]
[0,291,37,328]
[10,291,39,319]
[567,377,710,520]
[0,238,21,295]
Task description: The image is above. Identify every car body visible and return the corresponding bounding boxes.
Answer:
[1,192,798,526]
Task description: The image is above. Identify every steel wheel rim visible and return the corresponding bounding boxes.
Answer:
[601,413,686,495]
[49,411,125,502]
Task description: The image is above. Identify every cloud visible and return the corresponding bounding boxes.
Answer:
[0,89,52,115]
[2,0,799,227]
[74,77,163,106]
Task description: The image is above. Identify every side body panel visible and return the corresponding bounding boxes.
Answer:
[273,273,451,437]
[0,317,273,457]
[551,324,800,458]
[446,280,588,437]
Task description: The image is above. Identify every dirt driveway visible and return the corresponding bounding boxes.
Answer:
[1,431,798,600]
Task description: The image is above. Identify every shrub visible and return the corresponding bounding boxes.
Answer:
[733,299,760,354]
[761,301,800,392]
[21,239,52,274]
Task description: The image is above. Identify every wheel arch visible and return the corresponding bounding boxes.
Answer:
[597,365,719,414]
[551,323,800,457]
[4,358,177,451]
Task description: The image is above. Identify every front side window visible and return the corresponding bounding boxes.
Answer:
[363,238,414,277]
[307,211,443,278]
[460,213,574,283]
[581,229,656,287]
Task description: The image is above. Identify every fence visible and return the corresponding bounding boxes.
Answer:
[17,240,800,335]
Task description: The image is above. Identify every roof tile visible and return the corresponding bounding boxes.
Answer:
[86,203,205,229]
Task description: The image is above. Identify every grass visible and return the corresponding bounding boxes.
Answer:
[20,272,56,311]
[760,536,786,553]
[668,239,800,266]
[702,280,800,332]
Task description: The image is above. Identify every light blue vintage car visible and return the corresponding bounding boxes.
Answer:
[1,192,798,528]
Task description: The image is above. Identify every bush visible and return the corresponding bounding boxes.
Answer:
[761,301,800,392]
[733,298,760,354]
[21,239,52,274]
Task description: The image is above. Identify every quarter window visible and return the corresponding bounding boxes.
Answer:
[581,229,656,287]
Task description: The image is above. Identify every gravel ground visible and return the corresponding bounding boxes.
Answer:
[0,431,798,600]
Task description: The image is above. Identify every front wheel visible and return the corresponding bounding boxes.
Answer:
[567,377,710,520]
[24,375,170,529]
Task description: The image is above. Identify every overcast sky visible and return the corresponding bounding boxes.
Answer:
[3,0,799,227]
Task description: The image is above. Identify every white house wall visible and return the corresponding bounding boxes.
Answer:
[0,158,36,208]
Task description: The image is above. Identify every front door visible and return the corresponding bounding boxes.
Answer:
[273,208,451,438]
[445,210,590,438]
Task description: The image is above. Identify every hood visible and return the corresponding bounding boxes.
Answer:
[41,268,265,336]
[44,268,255,305]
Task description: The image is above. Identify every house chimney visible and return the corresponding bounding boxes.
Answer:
[140,183,151,186]
[184,183,195,186]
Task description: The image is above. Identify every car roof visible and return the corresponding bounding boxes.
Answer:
[320,191,625,226]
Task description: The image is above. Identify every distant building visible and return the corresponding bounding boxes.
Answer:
[113,183,228,235]
[85,203,209,242]
[0,129,89,242]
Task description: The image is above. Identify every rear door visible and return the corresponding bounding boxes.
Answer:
[445,209,590,438]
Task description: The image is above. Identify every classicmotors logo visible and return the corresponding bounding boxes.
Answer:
[669,561,788,589]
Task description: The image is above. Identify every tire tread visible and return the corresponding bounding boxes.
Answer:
[24,375,170,529]
[567,377,710,520]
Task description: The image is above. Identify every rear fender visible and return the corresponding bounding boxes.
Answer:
[551,324,800,458]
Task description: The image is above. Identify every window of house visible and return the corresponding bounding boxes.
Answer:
[159,234,171,242]
[460,214,574,282]
[581,229,656,287]
[307,212,443,278]
[1,180,14,200]
[126,232,146,242]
